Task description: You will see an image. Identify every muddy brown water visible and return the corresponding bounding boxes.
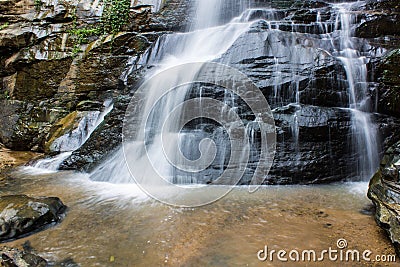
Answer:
[0,168,397,266]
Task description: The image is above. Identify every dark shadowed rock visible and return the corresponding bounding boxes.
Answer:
[0,100,68,151]
[0,195,66,242]
[377,49,400,118]
[356,0,400,38]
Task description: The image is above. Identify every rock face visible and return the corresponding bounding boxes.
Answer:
[0,0,192,152]
[365,1,400,251]
[368,141,400,255]
[377,49,400,118]
[355,0,400,38]
[0,195,66,241]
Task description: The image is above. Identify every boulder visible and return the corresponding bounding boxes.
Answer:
[368,140,400,255]
[0,195,66,242]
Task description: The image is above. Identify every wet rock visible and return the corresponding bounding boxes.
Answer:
[377,49,400,118]
[222,20,352,109]
[0,195,66,242]
[356,0,400,38]
[0,247,47,267]
[368,140,400,255]
[45,111,100,153]
[59,95,130,172]
[0,25,36,52]
[0,100,68,151]
[267,105,400,184]
[3,58,73,101]
[150,0,193,32]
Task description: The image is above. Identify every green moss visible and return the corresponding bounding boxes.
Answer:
[0,23,9,31]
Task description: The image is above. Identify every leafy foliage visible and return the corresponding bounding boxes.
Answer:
[0,23,9,31]
[68,0,132,56]
[101,0,131,34]
[34,0,43,11]
[68,27,101,56]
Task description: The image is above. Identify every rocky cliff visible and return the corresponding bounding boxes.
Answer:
[0,0,191,151]
[368,48,400,256]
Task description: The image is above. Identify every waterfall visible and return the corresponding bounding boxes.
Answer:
[91,0,259,185]
[94,0,380,186]
[333,3,379,180]
[29,100,113,172]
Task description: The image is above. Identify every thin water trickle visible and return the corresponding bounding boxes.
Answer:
[29,100,113,172]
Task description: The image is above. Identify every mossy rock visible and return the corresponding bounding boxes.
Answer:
[45,111,95,153]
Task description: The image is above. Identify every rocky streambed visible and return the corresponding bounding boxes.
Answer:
[0,169,398,266]
[0,148,67,266]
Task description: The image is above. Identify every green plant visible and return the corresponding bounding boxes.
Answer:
[68,27,101,57]
[101,0,131,34]
[34,0,43,11]
[0,23,9,31]
[71,45,82,57]
[67,0,132,56]
[1,91,10,100]
[69,27,101,44]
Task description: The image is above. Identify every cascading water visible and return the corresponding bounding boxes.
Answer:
[91,0,257,184]
[29,100,113,172]
[333,3,379,180]
[94,0,381,185]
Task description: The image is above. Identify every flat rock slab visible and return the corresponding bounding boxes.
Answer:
[0,195,66,242]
